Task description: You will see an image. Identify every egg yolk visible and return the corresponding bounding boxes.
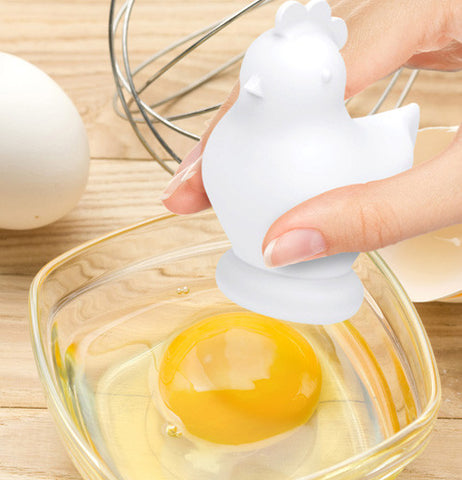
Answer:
[158,312,322,445]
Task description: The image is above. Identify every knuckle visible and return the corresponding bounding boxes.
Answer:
[345,184,403,251]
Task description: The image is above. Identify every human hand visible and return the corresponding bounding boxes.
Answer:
[161,0,462,267]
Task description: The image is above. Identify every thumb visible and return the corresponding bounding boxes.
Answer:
[262,127,462,268]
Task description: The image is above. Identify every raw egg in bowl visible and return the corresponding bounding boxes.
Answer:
[30,210,440,480]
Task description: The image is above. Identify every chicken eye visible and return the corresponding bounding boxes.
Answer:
[321,68,332,83]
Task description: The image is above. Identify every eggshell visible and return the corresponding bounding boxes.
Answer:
[379,127,462,303]
[0,52,89,230]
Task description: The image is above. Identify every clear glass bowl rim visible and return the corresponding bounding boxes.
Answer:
[28,212,441,480]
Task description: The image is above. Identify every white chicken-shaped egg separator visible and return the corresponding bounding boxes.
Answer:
[202,0,419,325]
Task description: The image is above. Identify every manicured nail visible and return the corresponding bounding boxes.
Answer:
[180,157,201,183]
[263,229,327,267]
[184,140,203,165]
[160,172,184,201]
[160,155,202,201]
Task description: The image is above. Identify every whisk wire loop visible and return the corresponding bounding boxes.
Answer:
[109,0,418,174]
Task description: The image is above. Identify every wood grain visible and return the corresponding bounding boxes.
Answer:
[1,1,461,160]
[0,275,46,409]
[415,302,462,419]
[0,408,79,480]
[0,160,172,277]
[0,0,460,479]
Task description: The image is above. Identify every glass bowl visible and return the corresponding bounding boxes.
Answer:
[29,210,440,480]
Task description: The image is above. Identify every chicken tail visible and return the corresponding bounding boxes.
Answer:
[398,102,420,145]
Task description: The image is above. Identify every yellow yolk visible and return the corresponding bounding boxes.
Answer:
[158,312,322,445]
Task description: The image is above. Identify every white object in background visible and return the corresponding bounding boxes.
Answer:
[202,0,419,325]
[0,52,89,230]
[379,126,462,304]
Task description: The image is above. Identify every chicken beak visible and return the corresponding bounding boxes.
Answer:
[244,74,264,98]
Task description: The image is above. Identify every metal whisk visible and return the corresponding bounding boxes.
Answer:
[108,0,419,175]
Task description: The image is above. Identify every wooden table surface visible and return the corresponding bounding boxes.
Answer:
[0,1,461,479]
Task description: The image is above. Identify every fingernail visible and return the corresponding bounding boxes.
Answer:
[160,173,183,201]
[180,157,201,183]
[160,155,202,201]
[263,229,327,267]
[183,140,203,166]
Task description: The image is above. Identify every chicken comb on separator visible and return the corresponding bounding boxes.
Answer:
[275,0,347,49]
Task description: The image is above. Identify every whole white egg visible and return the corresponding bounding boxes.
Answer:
[0,52,89,230]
